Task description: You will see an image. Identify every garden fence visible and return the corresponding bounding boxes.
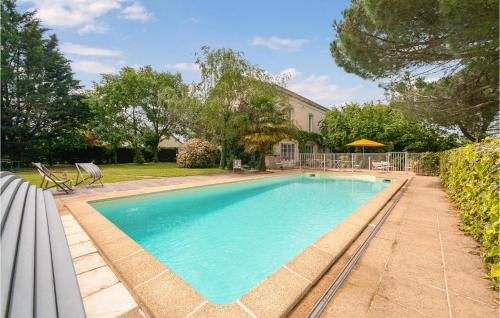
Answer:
[295,152,427,174]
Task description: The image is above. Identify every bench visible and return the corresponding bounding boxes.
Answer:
[1,171,85,317]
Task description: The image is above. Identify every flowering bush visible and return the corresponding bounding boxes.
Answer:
[177,138,218,168]
[440,138,499,289]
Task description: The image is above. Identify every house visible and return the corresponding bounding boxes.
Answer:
[158,135,183,149]
[268,87,329,166]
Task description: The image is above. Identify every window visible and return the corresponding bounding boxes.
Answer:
[308,114,313,132]
[305,144,314,153]
[280,143,295,162]
[287,109,293,120]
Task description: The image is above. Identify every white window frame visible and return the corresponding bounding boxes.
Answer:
[280,143,296,162]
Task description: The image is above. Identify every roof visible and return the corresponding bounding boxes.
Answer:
[277,86,330,113]
[160,135,184,144]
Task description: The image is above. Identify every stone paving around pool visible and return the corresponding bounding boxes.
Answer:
[62,213,144,317]
[53,173,252,198]
[294,177,499,318]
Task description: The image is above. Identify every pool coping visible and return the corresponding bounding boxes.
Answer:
[64,171,407,318]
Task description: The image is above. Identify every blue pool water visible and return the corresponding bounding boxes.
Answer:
[91,174,389,304]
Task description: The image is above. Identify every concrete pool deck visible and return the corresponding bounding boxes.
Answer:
[59,171,406,317]
[57,172,498,317]
[290,177,499,318]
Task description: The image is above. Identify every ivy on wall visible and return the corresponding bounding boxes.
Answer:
[440,138,499,289]
[290,130,324,152]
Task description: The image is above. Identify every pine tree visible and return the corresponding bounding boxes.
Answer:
[330,0,499,140]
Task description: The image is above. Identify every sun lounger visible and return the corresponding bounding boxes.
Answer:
[1,172,85,317]
[75,163,104,187]
[32,163,74,194]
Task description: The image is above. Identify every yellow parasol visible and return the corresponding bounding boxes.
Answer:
[346,139,384,153]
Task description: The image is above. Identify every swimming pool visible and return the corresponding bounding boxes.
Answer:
[91,173,390,304]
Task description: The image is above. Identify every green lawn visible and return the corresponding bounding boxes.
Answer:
[15,162,226,186]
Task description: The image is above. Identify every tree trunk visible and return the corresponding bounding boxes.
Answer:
[219,141,227,169]
[458,124,480,142]
[152,136,161,163]
[134,146,142,163]
[219,115,229,169]
[259,149,267,171]
[132,107,143,163]
[114,148,118,164]
[153,147,159,163]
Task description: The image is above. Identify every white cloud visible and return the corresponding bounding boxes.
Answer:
[23,0,150,33]
[189,17,200,23]
[278,68,382,106]
[24,0,119,32]
[72,60,118,74]
[121,2,151,21]
[62,42,122,57]
[289,75,363,106]
[77,23,107,34]
[278,67,301,80]
[250,35,309,51]
[165,63,200,73]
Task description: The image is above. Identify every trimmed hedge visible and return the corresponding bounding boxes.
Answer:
[156,148,177,162]
[440,138,499,289]
[19,146,178,165]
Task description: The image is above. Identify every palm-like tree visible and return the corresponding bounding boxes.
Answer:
[239,95,291,171]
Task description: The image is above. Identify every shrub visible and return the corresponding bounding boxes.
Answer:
[134,151,145,164]
[440,138,499,289]
[420,152,440,176]
[177,139,218,168]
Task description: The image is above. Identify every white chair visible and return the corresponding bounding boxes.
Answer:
[372,161,391,172]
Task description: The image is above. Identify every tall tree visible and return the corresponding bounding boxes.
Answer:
[85,90,129,163]
[91,67,148,163]
[140,67,194,162]
[89,66,194,163]
[1,0,89,162]
[238,95,291,171]
[330,0,499,140]
[388,69,498,141]
[194,46,279,168]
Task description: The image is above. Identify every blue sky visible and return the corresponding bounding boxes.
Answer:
[19,0,385,107]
